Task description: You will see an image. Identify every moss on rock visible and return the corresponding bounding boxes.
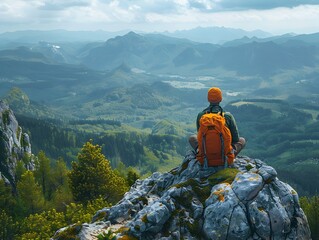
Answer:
[53,223,82,240]
[207,168,240,186]
[173,168,239,205]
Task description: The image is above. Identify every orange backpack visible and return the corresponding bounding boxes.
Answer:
[197,107,235,168]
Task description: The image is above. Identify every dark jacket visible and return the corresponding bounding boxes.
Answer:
[196,104,240,144]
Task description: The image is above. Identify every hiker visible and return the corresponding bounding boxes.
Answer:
[189,87,245,168]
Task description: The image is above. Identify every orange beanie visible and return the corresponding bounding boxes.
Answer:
[207,87,222,103]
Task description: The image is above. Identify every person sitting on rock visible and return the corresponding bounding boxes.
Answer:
[189,87,246,167]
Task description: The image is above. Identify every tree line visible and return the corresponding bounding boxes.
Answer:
[16,114,187,174]
[0,141,139,239]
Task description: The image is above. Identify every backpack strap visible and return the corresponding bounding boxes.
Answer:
[202,135,208,169]
[219,133,228,169]
[208,105,224,116]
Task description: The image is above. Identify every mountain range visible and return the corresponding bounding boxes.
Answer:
[0,27,271,45]
[0,29,318,100]
[1,30,318,75]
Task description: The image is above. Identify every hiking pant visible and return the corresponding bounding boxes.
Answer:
[188,134,246,157]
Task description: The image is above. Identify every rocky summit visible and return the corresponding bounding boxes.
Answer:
[54,151,311,240]
[0,100,34,187]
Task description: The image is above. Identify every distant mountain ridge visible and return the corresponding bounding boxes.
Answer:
[81,31,318,75]
[1,30,318,77]
[162,26,272,44]
[224,32,319,47]
[0,27,271,45]
[81,31,219,72]
[0,29,128,44]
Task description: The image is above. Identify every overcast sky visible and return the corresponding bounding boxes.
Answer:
[1,0,319,34]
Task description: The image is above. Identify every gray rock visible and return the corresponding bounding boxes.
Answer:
[228,205,251,240]
[231,172,264,203]
[54,153,312,240]
[204,183,239,239]
[191,197,203,219]
[248,191,271,239]
[0,101,35,188]
[258,165,277,183]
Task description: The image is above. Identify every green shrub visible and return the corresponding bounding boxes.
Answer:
[300,196,319,240]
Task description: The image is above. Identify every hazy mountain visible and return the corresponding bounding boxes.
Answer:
[2,87,64,120]
[81,31,217,71]
[223,32,319,47]
[208,41,317,75]
[0,46,50,63]
[0,54,107,103]
[81,31,318,76]
[162,26,272,44]
[1,30,318,77]
[0,27,271,46]
[0,29,129,44]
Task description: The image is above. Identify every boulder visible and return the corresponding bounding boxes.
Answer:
[54,151,311,239]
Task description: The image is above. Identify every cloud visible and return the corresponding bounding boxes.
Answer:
[39,0,91,11]
[95,0,319,13]
[189,5,319,34]
[104,0,187,15]
[0,0,319,34]
[179,0,319,12]
[209,0,319,11]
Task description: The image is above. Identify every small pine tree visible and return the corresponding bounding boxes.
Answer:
[17,171,45,216]
[34,151,51,199]
[48,157,73,211]
[0,210,16,240]
[15,161,26,182]
[126,167,140,187]
[68,141,128,204]
[51,158,69,189]
[0,180,15,215]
